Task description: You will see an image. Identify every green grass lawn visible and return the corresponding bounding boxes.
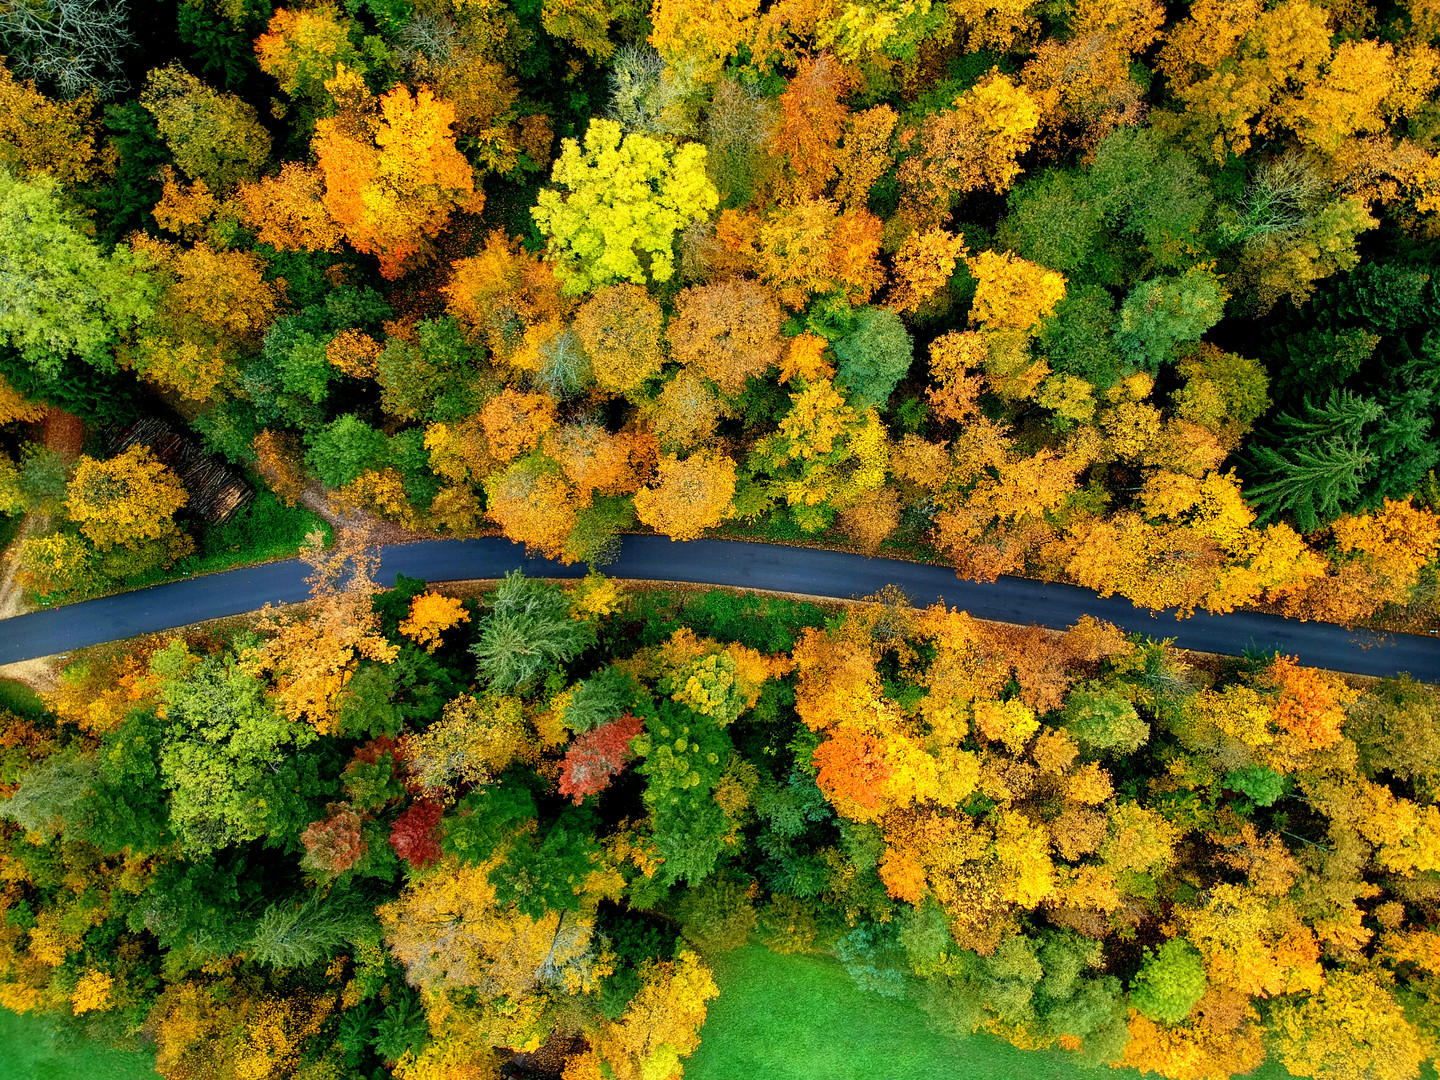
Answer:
[0,1010,157,1080]
[686,946,1293,1080]
[0,679,45,720]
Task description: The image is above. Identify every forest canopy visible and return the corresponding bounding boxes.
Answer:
[0,0,1439,626]
[4,559,1440,1080]
[5,1,1440,1078]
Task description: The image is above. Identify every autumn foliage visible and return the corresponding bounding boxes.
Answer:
[558,712,645,803]
[313,73,479,278]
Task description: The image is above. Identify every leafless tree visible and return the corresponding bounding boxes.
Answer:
[0,0,135,99]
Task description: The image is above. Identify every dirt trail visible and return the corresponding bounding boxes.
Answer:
[297,481,435,545]
[41,408,84,458]
[0,408,85,627]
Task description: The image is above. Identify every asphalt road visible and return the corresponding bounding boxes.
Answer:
[0,536,1435,680]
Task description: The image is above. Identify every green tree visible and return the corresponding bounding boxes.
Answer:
[1087,127,1213,271]
[0,748,96,840]
[443,783,540,866]
[997,168,1106,279]
[1244,391,1380,530]
[306,413,390,489]
[140,63,271,190]
[531,118,719,295]
[271,329,334,405]
[471,571,597,690]
[1129,938,1207,1023]
[676,878,757,955]
[376,317,482,422]
[1113,269,1226,373]
[833,306,914,410]
[1348,678,1440,800]
[635,699,733,886]
[1040,284,1125,388]
[337,663,403,739]
[563,666,639,733]
[248,891,367,968]
[151,641,318,854]
[490,810,601,919]
[1062,688,1149,755]
[80,709,174,855]
[1035,932,1127,1061]
[1225,764,1287,806]
[0,170,155,376]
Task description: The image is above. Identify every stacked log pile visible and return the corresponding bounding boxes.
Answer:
[108,417,254,524]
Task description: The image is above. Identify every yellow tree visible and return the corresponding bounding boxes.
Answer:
[1152,0,1410,163]
[402,693,532,791]
[313,68,480,278]
[484,459,582,561]
[768,53,850,199]
[1331,498,1440,607]
[897,73,1040,228]
[236,162,343,252]
[1021,0,1161,153]
[125,236,278,401]
[968,250,1066,334]
[1270,968,1425,1080]
[0,66,105,188]
[443,230,568,371]
[400,592,471,652]
[890,228,967,313]
[573,283,665,395]
[645,369,730,451]
[380,852,595,997]
[834,105,898,210]
[634,452,736,540]
[530,118,718,295]
[667,280,785,394]
[255,4,364,104]
[66,446,188,552]
[545,422,641,500]
[480,389,558,463]
[140,64,272,191]
[584,950,720,1080]
[0,374,47,425]
[949,0,1044,51]
[1178,883,1323,999]
[926,330,987,423]
[245,529,399,733]
[649,0,760,86]
[753,198,885,311]
[253,430,307,507]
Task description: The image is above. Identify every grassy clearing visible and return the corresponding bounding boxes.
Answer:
[169,491,332,581]
[685,946,1295,1080]
[0,1009,157,1080]
[0,679,46,718]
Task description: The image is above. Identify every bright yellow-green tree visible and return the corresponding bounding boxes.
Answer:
[531,118,718,295]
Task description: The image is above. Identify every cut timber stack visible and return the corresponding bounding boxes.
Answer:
[108,417,254,524]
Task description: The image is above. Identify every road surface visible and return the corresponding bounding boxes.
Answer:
[0,536,1435,680]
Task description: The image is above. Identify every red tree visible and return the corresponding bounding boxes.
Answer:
[558,713,646,804]
[389,799,444,868]
[300,803,366,877]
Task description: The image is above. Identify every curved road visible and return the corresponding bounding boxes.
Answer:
[0,536,1435,680]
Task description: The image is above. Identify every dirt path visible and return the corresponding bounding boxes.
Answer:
[41,408,84,459]
[297,481,436,545]
[0,408,85,628]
